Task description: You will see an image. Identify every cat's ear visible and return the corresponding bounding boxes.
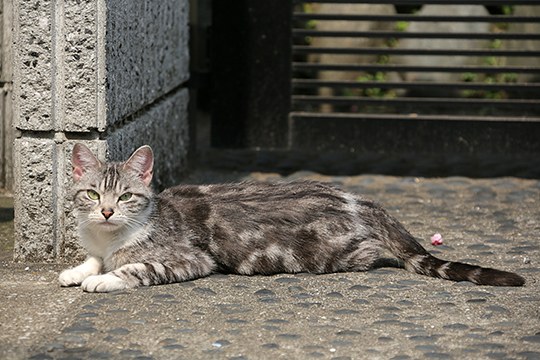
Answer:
[72,143,102,182]
[123,145,154,187]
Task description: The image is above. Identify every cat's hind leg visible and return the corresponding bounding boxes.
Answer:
[59,256,102,287]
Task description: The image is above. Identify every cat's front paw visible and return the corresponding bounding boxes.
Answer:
[81,274,129,293]
[59,269,88,287]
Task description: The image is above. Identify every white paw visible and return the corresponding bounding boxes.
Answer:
[81,274,129,293]
[59,269,88,287]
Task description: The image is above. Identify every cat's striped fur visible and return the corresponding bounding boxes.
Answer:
[59,144,525,292]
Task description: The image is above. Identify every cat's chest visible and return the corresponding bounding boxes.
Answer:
[80,224,153,260]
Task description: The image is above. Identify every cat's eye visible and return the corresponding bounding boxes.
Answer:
[119,192,132,202]
[87,190,100,200]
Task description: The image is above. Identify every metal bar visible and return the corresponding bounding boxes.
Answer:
[292,79,540,91]
[292,95,540,108]
[293,29,540,40]
[293,0,540,5]
[293,13,540,23]
[290,111,540,123]
[293,62,540,74]
[293,46,540,57]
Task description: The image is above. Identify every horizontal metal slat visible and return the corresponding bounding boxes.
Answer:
[293,13,540,23]
[292,95,540,109]
[293,29,540,40]
[290,111,540,123]
[293,46,540,57]
[292,79,540,91]
[293,62,540,73]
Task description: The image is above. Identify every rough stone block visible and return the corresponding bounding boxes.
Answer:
[63,0,105,132]
[13,0,54,131]
[13,138,56,261]
[107,88,189,190]
[105,0,189,124]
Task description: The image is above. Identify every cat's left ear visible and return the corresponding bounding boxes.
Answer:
[123,145,154,186]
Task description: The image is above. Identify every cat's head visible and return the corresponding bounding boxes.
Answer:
[71,143,154,232]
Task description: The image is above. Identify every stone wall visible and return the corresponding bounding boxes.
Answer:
[12,0,190,262]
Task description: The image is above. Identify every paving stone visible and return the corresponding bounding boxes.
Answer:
[86,351,112,359]
[192,287,217,296]
[336,330,362,337]
[108,328,130,336]
[522,335,540,343]
[517,351,540,359]
[118,349,144,357]
[334,309,360,315]
[254,289,276,297]
[423,352,453,359]
[351,298,370,305]
[326,291,344,298]
[276,333,301,340]
[349,284,371,291]
[274,277,301,284]
[295,301,322,308]
[442,323,469,330]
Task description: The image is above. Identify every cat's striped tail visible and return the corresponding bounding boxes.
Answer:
[385,224,525,286]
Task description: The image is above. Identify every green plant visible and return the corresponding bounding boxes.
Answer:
[395,21,410,32]
[355,72,395,98]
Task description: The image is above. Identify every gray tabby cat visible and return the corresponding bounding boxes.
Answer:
[59,144,525,292]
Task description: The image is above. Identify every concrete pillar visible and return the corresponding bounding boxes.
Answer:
[12,0,190,262]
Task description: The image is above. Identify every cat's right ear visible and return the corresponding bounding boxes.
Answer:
[123,145,154,187]
[72,143,102,182]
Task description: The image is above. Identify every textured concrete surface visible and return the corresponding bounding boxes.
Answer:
[105,0,189,124]
[63,0,104,132]
[13,138,57,262]
[1,169,539,359]
[13,0,54,131]
[13,0,105,132]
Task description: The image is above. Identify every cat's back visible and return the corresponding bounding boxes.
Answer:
[155,180,364,226]
[158,180,350,207]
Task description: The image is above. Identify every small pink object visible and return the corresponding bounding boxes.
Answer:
[431,233,443,246]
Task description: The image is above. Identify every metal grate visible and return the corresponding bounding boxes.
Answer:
[291,0,540,124]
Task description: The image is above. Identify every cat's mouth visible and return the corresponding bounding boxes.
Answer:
[98,220,121,228]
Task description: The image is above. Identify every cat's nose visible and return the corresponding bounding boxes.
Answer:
[101,209,114,220]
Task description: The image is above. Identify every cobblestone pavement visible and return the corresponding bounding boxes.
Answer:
[1,169,539,359]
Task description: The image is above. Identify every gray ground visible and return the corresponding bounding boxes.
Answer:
[1,169,539,360]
